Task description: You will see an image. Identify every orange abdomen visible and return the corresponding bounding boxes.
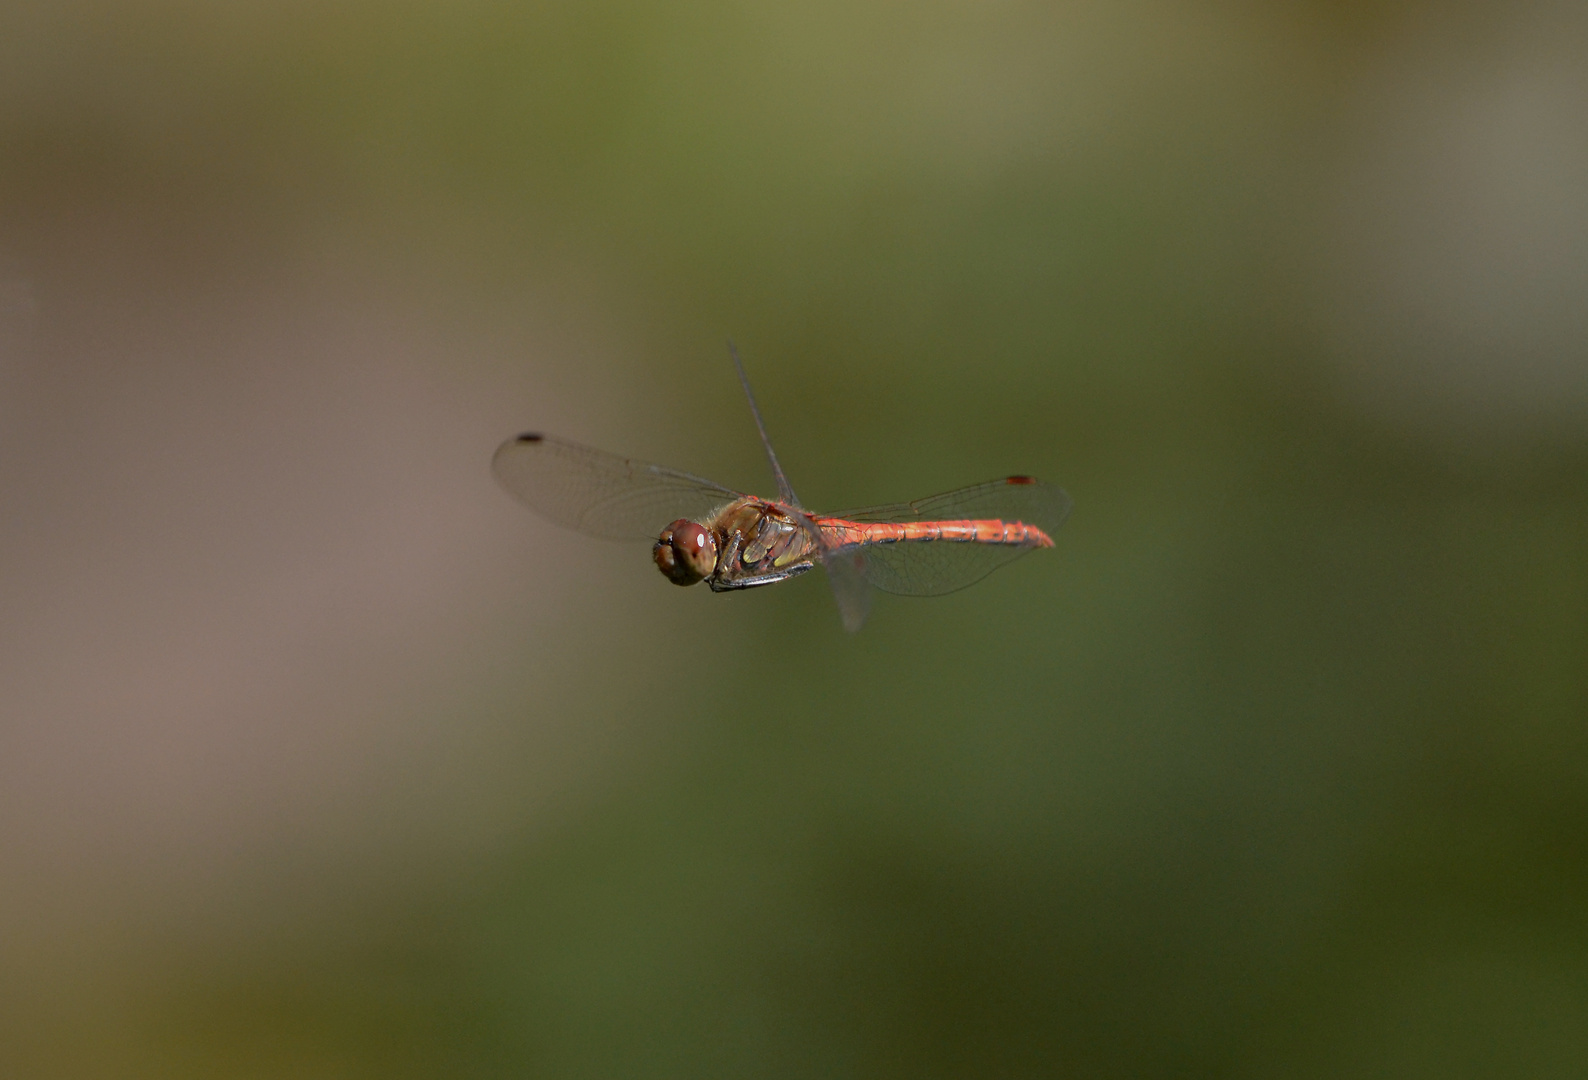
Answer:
[815,517,1054,549]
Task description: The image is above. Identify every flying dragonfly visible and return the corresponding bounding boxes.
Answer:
[491,347,1071,631]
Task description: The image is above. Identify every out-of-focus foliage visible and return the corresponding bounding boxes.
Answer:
[1,2,1585,1077]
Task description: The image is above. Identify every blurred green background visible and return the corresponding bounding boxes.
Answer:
[2,2,1586,1076]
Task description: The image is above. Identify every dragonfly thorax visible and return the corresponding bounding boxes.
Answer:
[655,500,816,590]
[700,498,820,592]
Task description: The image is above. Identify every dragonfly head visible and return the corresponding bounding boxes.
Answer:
[654,519,718,586]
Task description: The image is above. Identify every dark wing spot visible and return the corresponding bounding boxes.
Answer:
[515,432,544,443]
[1006,475,1037,485]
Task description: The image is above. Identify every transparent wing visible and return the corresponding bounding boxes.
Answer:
[826,477,1072,597]
[774,504,872,633]
[841,541,1030,597]
[830,475,1074,531]
[491,433,743,541]
[819,546,873,631]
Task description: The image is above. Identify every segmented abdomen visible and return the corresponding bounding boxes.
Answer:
[816,517,1054,549]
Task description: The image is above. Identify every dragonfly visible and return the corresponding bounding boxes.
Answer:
[492,347,1072,631]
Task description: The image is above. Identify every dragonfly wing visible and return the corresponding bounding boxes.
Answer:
[829,476,1072,597]
[831,476,1074,532]
[779,504,872,632]
[491,433,743,541]
[848,540,1034,597]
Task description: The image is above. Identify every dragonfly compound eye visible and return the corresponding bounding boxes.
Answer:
[654,519,717,586]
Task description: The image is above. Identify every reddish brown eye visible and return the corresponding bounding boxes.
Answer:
[653,519,717,586]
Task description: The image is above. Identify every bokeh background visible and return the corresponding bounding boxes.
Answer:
[3,2,1586,1076]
